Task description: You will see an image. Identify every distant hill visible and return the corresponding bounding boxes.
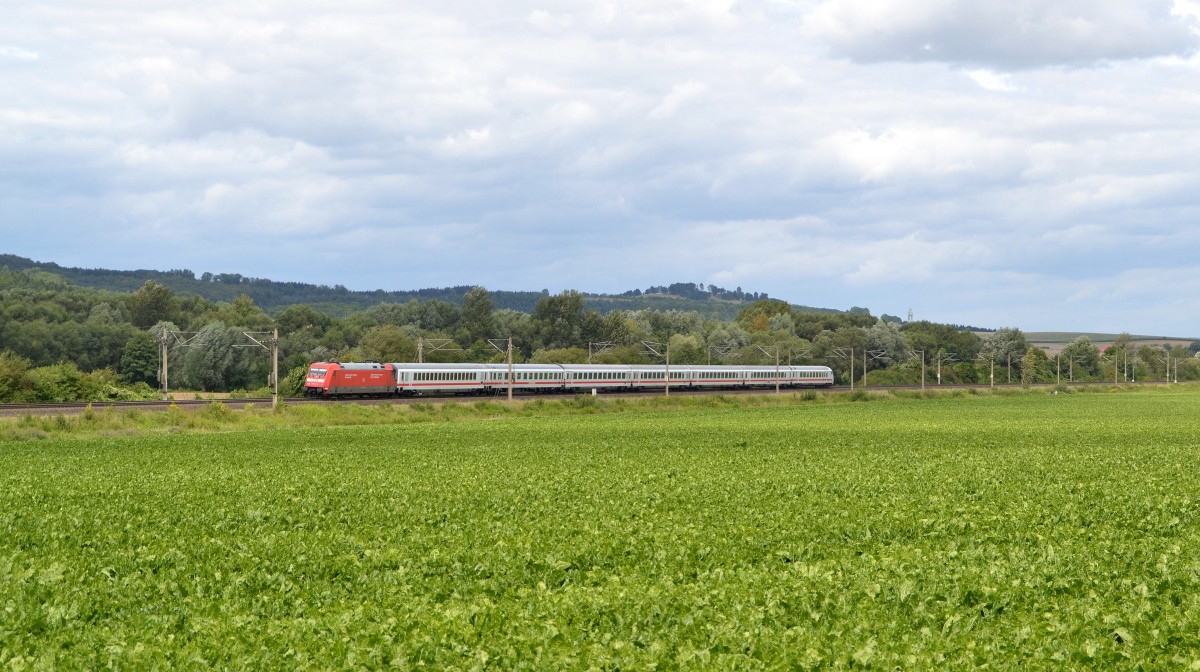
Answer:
[1024,332,1198,355]
[0,254,842,319]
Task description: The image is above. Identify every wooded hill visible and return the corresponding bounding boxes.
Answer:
[0,255,839,320]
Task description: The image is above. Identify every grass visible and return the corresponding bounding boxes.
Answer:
[3,388,1200,668]
[0,384,1188,442]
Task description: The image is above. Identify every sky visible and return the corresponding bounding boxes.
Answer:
[3,1,1200,334]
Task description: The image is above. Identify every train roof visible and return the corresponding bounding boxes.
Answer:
[382,362,831,372]
[310,361,391,370]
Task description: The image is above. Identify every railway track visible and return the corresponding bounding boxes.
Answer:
[0,380,1172,417]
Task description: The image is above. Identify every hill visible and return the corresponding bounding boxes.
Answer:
[0,254,841,319]
[1024,332,1198,355]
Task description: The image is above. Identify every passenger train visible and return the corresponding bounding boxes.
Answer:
[304,361,835,398]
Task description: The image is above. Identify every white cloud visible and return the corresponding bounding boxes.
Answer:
[817,125,1019,184]
[0,45,38,61]
[965,69,1019,92]
[803,0,1199,69]
[2,0,1200,333]
[648,82,709,119]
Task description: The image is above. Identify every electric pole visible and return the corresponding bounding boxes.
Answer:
[642,341,671,397]
[832,348,854,391]
[239,328,281,409]
[487,338,516,402]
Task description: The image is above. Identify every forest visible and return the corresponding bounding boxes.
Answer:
[2,265,1198,403]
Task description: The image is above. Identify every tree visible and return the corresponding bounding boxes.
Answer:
[1106,332,1136,381]
[705,323,751,353]
[532,290,587,350]
[179,323,241,391]
[127,280,177,328]
[981,327,1028,378]
[767,312,795,336]
[0,351,31,402]
[601,311,639,345]
[1060,336,1101,380]
[458,286,496,345]
[275,304,332,335]
[901,321,983,363]
[120,331,159,385]
[864,320,908,369]
[1020,346,1043,387]
[213,294,271,328]
[812,326,869,384]
[357,325,417,362]
[737,299,791,332]
[667,333,706,365]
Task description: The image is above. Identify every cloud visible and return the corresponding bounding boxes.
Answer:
[965,69,1019,92]
[0,45,38,61]
[2,0,1200,333]
[816,125,1021,184]
[648,82,709,119]
[803,0,1200,69]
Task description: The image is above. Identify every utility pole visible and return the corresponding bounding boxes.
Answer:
[642,341,671,397]
[159,329,170,400]
[934,352,957,385]
[487,338,516,402]
[157,328,200,401]
[239,328,281,408]
[909,350,925,392]
[832,348,854,391]
[755,344,782,394]
[1068,356,1084,383]
[864,350,887,388]
[788,348,812,366]
[707,344,738,365]
[418,337,460,363]
[976,354,995,390]
[588,341,614,364]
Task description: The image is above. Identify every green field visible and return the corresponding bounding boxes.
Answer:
[4,391,1200,668]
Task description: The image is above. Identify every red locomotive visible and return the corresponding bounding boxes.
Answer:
[304,362,397,397]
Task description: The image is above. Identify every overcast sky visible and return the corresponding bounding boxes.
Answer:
[3,1,1200,334]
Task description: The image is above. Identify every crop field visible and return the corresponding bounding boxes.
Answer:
[3,390,1200,669]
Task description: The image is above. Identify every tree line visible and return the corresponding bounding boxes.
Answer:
[0,255,787,320]
[1,267,1198,402]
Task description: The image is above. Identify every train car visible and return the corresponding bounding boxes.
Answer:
[393,363,568,395]
[308,361,836,398]
[622,365,834,390]
[395,363,498,395]
[304,362,397,397]
[561,364,636,392]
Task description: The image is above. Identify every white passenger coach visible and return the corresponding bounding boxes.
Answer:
[392,363,834,395]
